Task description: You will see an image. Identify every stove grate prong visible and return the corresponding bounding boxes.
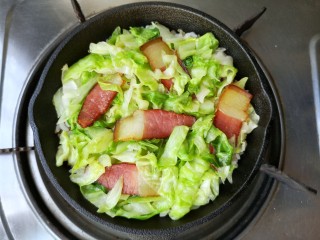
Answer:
[233,7,267,37]
[0,146,35,154]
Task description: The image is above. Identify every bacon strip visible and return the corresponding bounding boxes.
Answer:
[97,163,159,196]
[98,163,139,195]
[213,84,253,138]
[140,38,190,91]
[213,110,243,139]
[143,109,195,139]
[161,79,174,90]
[77,84,117,128]
[114,109,196,141]
[140,37,173,71]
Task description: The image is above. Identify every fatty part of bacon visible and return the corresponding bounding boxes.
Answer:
[140,37,190,90]
[114,109,196,141]
[140,37,173,71]
[77,84,117,128]
[97,163,158,196]
[213,84,253,138]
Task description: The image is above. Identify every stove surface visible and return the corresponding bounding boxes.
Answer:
[1,0,319,239]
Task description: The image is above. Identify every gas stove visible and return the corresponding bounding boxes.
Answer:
[1,0,319,239]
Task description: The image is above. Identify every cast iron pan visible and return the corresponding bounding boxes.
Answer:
[28,1,278,239]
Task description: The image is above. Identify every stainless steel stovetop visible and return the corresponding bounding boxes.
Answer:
[1,0,319,239]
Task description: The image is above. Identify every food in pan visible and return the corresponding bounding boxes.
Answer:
[53,22,259,220]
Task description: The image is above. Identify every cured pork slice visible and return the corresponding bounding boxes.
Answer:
[213,84,252,138]
[98,163,139,195]
[97,163,158,196]
[114,109,196,141]
[140,37,190,91]
[77,84,117,128]
[161,79,174,90]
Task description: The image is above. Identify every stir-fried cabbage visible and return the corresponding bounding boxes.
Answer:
[53,22,259,220]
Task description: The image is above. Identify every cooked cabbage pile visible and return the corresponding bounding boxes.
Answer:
[53,22,259,220]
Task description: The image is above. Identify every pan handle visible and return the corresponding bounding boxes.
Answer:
[260,164,317,195]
